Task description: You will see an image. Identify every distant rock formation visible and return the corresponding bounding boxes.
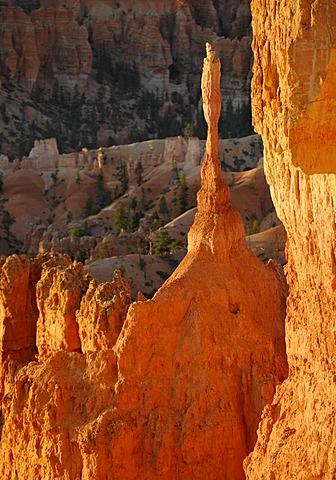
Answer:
[0,0,253,158]
[10,134,262,172]
[244,1,336,478]
[0,43,287,479]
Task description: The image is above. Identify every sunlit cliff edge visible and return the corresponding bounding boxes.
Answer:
[244,1,336,479]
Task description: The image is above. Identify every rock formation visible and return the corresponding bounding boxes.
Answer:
[77,271,132,353]
[36,262,89,361]
[0,43,287,479]
[0,0,253,158]
[0,253,71,402]
[244,1,336,478]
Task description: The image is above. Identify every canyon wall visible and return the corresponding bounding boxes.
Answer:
[244,1,336,478]
[0,0,253,158]
[0,45,287,479]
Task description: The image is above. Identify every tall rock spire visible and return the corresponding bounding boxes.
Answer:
[188,43,242,261]
[198,42,230,214]
[0,44,288,480]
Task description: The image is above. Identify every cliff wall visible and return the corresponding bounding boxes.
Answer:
[244,1,336,478]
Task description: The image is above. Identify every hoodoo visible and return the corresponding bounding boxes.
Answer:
[0,45,287,479]
[244,1,336,479]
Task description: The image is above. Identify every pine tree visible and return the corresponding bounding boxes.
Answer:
[113,203,130,233]
[184,122,194,141]
[178,171,189,214]
[83,194,99,218]
[159,196,170,222]
[135,161,144,186]
[117,162,129,194]
[2,210,15,240]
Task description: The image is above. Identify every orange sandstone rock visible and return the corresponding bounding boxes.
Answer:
[36,262,89,361]
[0,45,287,480]
[244,2,336,479]
[0,253,71,399]
[77,270,131,353]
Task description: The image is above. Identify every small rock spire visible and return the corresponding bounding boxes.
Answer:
[198,42,230,213]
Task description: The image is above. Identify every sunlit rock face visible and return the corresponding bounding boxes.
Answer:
[244,2,336,479]
[0,45,287,479]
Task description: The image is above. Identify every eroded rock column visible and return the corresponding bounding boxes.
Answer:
[0,44,288,480]
[245,2,336,478]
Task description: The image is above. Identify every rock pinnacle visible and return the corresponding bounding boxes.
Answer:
[198,42,230,214]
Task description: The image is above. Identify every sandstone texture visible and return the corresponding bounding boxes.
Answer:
[0,252,131,432]
[0,44,287,479]
[0,0,253,158]
[77,270,131,353]
[244,1,336,479]
[36,262,89,361]
[0,253,70,401]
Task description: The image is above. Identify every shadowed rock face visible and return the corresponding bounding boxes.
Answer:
[0,0,253,157]
[244,2,336,479]
[0,45,287,480]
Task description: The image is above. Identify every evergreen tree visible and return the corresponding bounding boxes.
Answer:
[117,161,129,194]
[159,195,170,222]
[152,229,182,256]
[178,171,189,214]
[2,210,15,240]
[130,197,137,210]
[0,173,4,195]
[135,161,144,186]
[83,194,99,217]
[113,203,130,233]
[96,174,112,208]
[184,122,194,140]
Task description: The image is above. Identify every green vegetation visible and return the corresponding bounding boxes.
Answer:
[184,122,194,141]
[82,174,112,218]
[96,174,112,209]
[113,203,130,233]
[0,0,41,13]
[2,210,15,240]
[219,100,254,139]
[135,162,144,186]
[70,222,90,237]
[116,162,129,195]
[152,229,183,256]
[246,219,260,236]
[178,171,189,214]
[83,194,100,217]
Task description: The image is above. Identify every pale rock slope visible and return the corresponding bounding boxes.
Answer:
[0,45,287,479]
[244,1,336,479]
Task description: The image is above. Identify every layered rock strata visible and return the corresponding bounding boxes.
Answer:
[244,2,336,479]
[0,45,287,479]
[0,0,253,157]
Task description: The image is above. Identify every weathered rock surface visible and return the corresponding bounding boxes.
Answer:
[0,5,92,88]
[0,252,71,401]
[0,44,287,479]
[36,262,89,361]
[77,271,131,353]
[0,0,253,158]
[244,2,336,479]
